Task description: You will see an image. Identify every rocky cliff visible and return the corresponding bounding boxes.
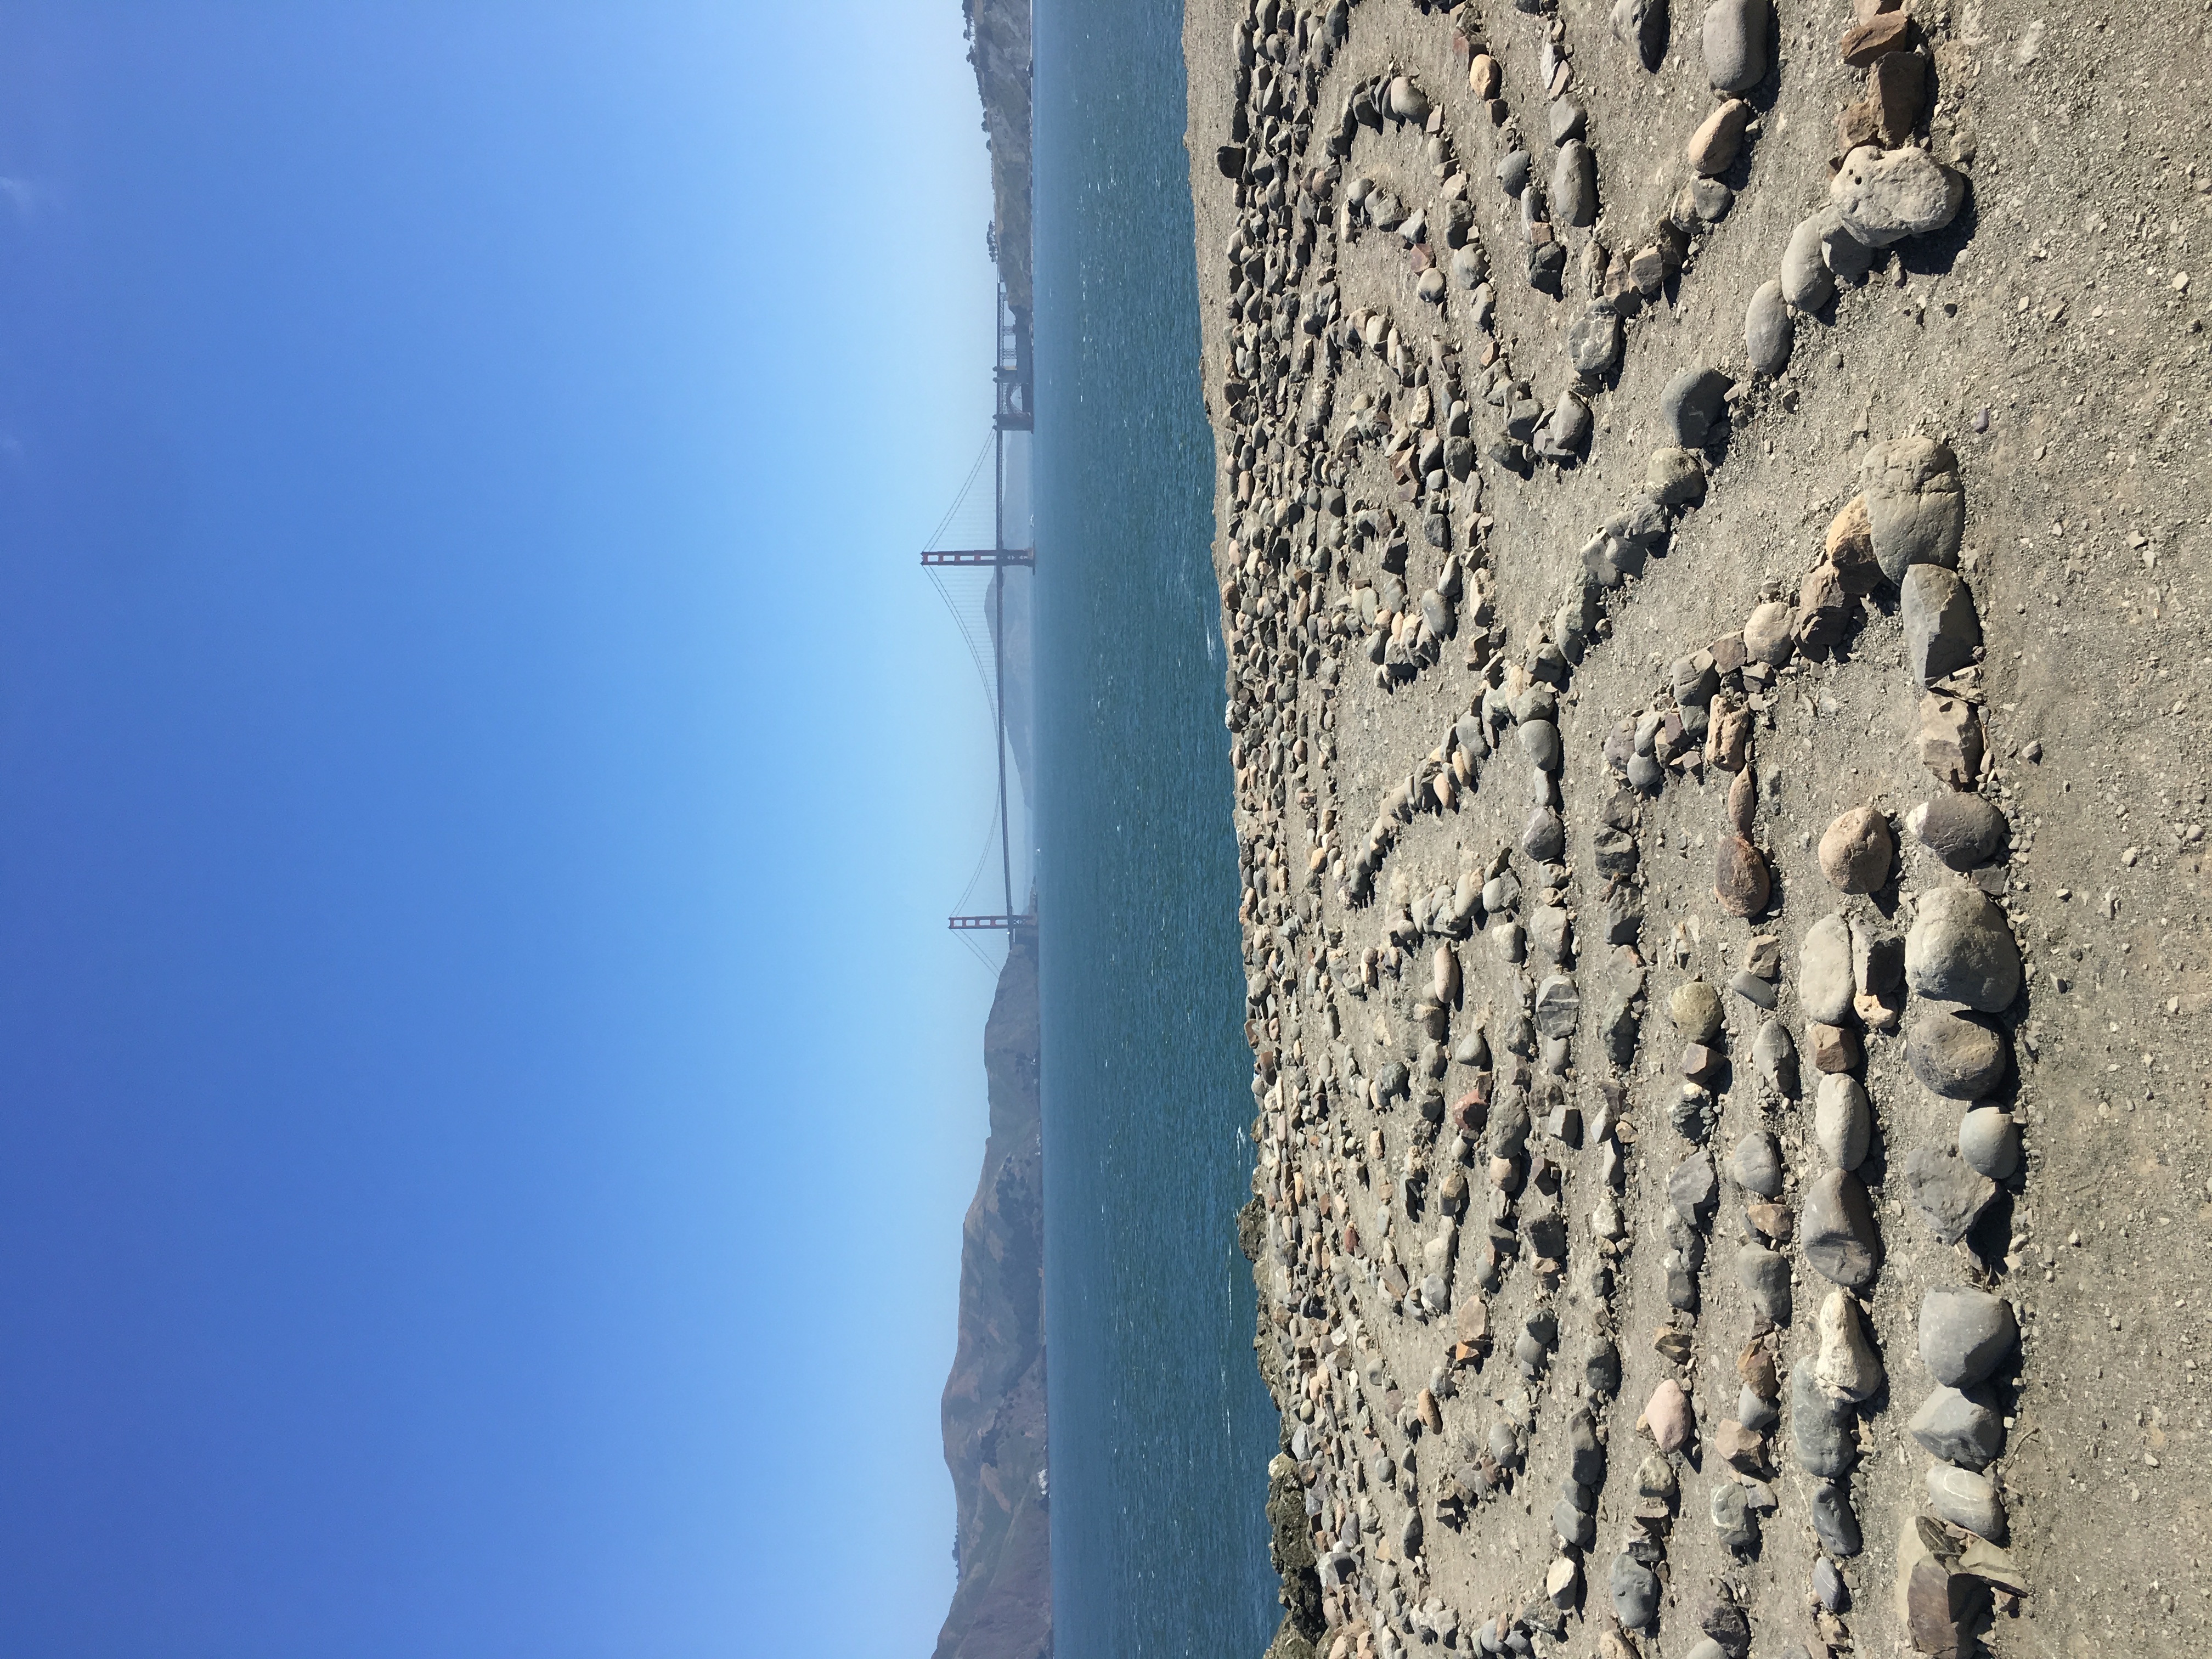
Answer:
[932,927,1049,1659]
[965,0,1032,313]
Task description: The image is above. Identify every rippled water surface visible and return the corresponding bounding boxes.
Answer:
[1034,1,1282,1654]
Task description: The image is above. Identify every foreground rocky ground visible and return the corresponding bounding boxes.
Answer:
[1181,1,2212,1655]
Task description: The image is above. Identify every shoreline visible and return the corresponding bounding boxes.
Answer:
[1181,3,2212,1658]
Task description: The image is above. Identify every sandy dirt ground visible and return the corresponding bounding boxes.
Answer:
[1182,2,2212,1656]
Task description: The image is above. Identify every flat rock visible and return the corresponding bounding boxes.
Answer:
[1860,435,1965,583]
[1534,973,1581,1038]
[1832,144,1965,246]
[1906,886,2021,1012]
[1906,1557,1990,1659]
[1901,565,1982,686]
[1709,1480,1758,1550]
[1801,1169,1880,1288]
[1735,1244,1791,1323]
[1902,1146,1997,1245]
[1908,793,2008,869]
[1907,1006,2007,1098]
[1800,912,1856,1023]
[1819,805,1893,892]
[1702,0,1770,90]
[1919,1286,2016,1387]
[1909,1385,2005,1470]
[1752,1017,1798,1095]
[1814,1074,1872,1170]
[1553,140,1596,227]
[1567,305,1623,376]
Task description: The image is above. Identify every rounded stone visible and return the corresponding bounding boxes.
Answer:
[1709,1481,1758,1550]
[1728,1131,1783,1197]
[1387,75,1431,125]
[1519,719,1564,771]
[1702,0,1771,92]
[1909,1386,2005,1471]
[1670,980,1724,1042]
[1799,913,1856,1024]
[1819,805,1894,892]
[1735,1245,1790,1324]
[1919,1286,2017,1389]
[1610,1553,1660,1628]
[1810,1481,1863,1557]
[1661,365,1732,448]
[1832,144,1966,247]
[1814,1074,1872,1171]
[1641,1378,1693,1452]
[1909,793,2008,869]
[1745,279,1793,376]
[1907,1006,2008,1099]
[1907,886,2020,1011]
[1714,835,1770,916]
[1926,1464,2006,1543]
[1781,210,1838,311]
[1958,1107,2021,1180]
[1790,1362,1855,1477]
[1688,99,1753,176]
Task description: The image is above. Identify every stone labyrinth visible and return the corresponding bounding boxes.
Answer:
[1202,2,2039,1656]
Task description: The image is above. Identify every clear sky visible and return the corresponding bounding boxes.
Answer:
[0,4,1002,1653]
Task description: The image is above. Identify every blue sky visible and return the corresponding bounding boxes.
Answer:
[0,4,1002,1652]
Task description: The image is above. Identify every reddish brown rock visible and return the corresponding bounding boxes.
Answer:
[1707,703,1753,772]
[1715,1417,1767,1470]
[1837,98,1882,153]
[1906,1557,1989,1657]
[1840,10,1911,64]
[1809,1021,1862,1073]
[1737,1341,1779,1398]
[1715,834,1771,916]
[1640,1378,1694,1452]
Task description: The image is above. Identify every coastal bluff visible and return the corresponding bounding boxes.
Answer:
[933,928,1050,1659]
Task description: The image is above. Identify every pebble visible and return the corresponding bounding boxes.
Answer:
[1791,1361,1857,1477]
[1702,0,1771,91]
[1745,279,1793,376]
[1453,242,1488,290]
[1909,1385,2005,1471]
[1553,140,1597,228]
[1905,885,2021,1012]
[1523,805,1567,861]
[1648,447,1707,504]
[1860,436,1965,584]
[1739,1384,1778,1430]
[1751,1017,1798,1095]
[1710,1481,1758,1550]
[1907,793,2008,870]
[1801,1169,1881,1289]
[1813,1555,1850,1612]
[1497,149,1532,198]
[1814,1289,1883,1401]
[1781,210,1839,311]
[1799,913,1857,1023]
[1550,98,1588,145]
[1819,806,1894,893]
[1688,100,1753,175]
[1810,1480,1863,1557]
[1901,565,1983,687]
[1567,304,1623,376]
[1714,834,1770,916]
[1957,1107,2021,1181]
[1671,979,1724,1041]
[1814,1074,1872,1170]
[1902,1146,1997,1245]
[1742,600,1795,665]
[1906,1006,2007,1098]
[1832,144,1965,247]
[1728,1131,1783,1197]
[1925,1464,2007,1544]
[1729,967,1778,1008]
[1669,1152,1719,1221]
[1519,719,1564,771]
[1919,1286,2017,1388]
[1736,1244,1792,1323]
[1610,1553,1660,1627]
[1641,1378,1694,1452]
[1660,365,1732,448]
[1534,973,1581,1037]
[1387,75,1431,125]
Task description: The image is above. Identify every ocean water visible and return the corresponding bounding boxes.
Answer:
[1032,2,1283,1656]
